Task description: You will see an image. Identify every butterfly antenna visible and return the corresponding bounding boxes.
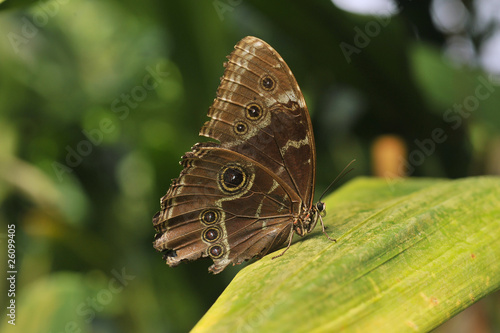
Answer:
[318,159,356,202]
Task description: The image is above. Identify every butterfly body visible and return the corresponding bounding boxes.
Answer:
[153,36,326,273]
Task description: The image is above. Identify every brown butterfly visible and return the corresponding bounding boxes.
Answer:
[152,36,334,274]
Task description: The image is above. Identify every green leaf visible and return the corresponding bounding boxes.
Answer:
[192,176,500,333]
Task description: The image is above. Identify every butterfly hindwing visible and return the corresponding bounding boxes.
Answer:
[153,144,297,273]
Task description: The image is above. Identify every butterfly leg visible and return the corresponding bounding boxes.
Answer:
[319,215,336,242]
[271,226,295,260]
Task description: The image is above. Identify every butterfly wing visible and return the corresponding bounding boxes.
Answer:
[200,36,316,208]
[153,144,297,273]
[154,36,317,273]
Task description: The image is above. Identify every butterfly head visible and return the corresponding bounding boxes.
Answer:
[316,201,326,217]
[302,201,335,242]
[301,201,325,234]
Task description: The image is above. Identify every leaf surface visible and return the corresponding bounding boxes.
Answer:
[192,176,500,333]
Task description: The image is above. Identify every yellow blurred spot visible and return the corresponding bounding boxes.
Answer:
[371,135,407,177]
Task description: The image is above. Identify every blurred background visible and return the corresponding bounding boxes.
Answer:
[0,0,499,332]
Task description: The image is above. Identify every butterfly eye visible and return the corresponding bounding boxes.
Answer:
[260,75,276,91]
[202,227,221,242]
[316,202,326,217]
[234,121,248,135]
[208,245,225,258]
[246,103,263,121]
[316,202,326,212]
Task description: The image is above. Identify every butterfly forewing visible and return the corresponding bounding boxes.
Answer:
[200,36,316,205]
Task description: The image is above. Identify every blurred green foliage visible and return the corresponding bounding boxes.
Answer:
[0,0,499,332]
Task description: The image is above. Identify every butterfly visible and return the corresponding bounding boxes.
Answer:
[152,36,333,274]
